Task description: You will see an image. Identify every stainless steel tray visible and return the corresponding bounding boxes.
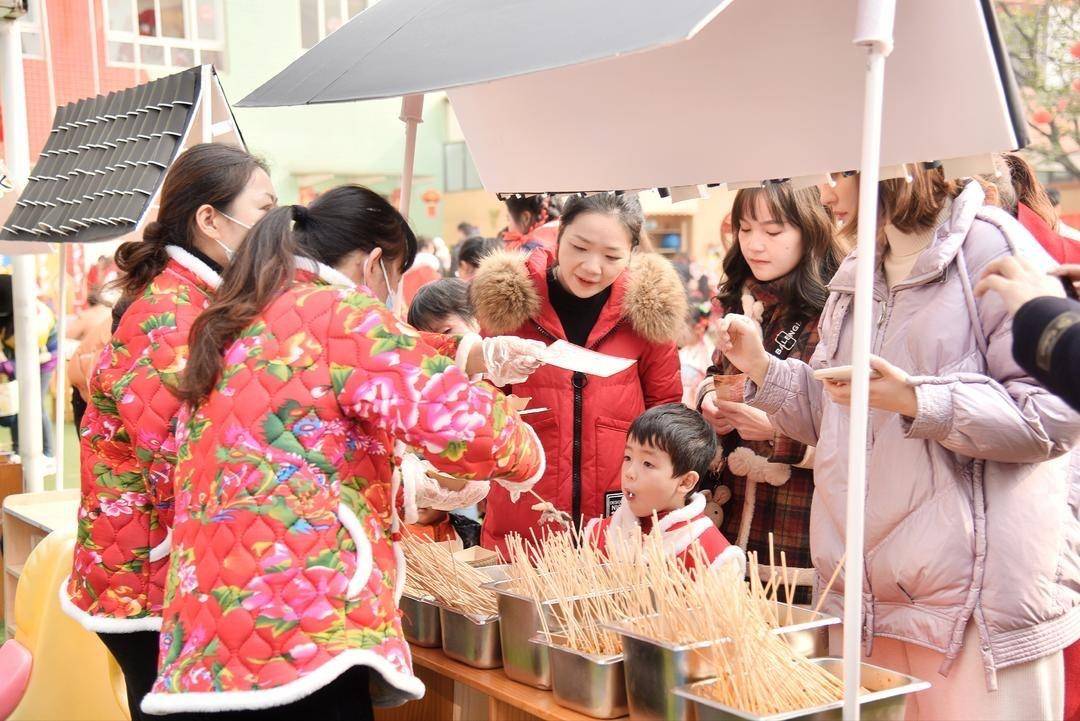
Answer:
[603,603,838,721]
[400,592,442,648]
[438,605,502,669]
[483,576,553,689]
[673,657,930,721]
[532,634,628,719]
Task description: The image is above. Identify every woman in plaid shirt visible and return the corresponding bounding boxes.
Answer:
[696,184,846,601]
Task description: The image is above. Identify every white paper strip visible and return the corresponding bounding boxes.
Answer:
[541,339,636,377]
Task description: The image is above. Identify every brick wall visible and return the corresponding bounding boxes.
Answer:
[13,0,149,156]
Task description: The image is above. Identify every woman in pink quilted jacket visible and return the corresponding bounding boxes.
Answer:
[140,186,545,718]
[61,144,276,720]
[720,168,1079,720]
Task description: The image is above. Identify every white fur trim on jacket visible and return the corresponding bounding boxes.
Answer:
[603,493,714,558]
[147,527,172,563]
[397,453,421,526]
[657,492,707,531]
[141,648,425,714]
[710,544,747,577]
[335,503,374,599]
[294,255,356,288]
[390,441,408,603]
[662,518,716,557]
[58,576,163,633]
[583,517,602,544]
[603,496,641,545]
[455,332,482,374]
[164,245,221,290]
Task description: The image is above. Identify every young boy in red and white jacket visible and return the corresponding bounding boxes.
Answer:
[585,403,744,573]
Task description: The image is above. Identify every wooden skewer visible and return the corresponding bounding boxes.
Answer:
[813,551,847,614]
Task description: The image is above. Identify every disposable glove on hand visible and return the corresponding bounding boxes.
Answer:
[399,452,490,524]
[482,336,547,386]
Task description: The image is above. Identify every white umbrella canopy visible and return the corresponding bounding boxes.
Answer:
[447,0,1023,193]
[237,0,736,106]
[241,0,1023,194]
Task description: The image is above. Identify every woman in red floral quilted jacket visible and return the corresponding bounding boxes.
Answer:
[140,186,544,718]
[62,144,276,720]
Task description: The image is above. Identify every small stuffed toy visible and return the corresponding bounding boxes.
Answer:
[699,486,731,529]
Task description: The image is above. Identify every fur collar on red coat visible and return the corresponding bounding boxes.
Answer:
[469,248,687,345]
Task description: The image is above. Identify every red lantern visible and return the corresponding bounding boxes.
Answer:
[1072,77,1080,94]
[421,189,441,219]
[1071,40,1080,60]
[1031,107,1053,125]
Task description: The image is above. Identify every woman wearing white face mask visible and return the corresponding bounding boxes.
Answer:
[139,185,546,718]
[63,143,277,721]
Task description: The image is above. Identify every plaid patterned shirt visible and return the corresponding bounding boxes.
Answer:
[705,279,823,577]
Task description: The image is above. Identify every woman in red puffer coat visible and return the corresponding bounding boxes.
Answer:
[471,192,685,555]
[61,144,275,721]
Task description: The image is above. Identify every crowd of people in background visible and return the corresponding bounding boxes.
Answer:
[47,140,1080,721]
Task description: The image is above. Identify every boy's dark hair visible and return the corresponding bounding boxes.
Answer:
[628,403,717,478]
[458,235,500,270]
[407,278,474,332]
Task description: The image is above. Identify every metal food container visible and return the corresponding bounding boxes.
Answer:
[482,576,553,689]
[604,617,716,721]
[476,563,513,584]
[538,585,649,634]
[400,593,442,648]
[673,658,930,721]
[605,604,839,721]
[768,603,839,658]
[438,606,503,669]
[532,634,628,719]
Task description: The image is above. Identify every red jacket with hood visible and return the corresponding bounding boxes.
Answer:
[470,248,685,554]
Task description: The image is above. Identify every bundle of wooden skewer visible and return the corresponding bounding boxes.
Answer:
[501,518,850,715]
[503,527,652,657]
[609,529,848,716]
[402,535,498,618]
[746,538,846,628]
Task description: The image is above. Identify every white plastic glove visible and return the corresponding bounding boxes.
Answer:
[416,475,489,511]
[399,452,490,524]
[481,336,547,387]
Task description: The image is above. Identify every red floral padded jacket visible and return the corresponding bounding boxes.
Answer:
[63,245,222,632]
[140,259,543,714]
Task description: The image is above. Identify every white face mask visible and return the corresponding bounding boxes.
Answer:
[379,258,396,311]
[215,210,251,260]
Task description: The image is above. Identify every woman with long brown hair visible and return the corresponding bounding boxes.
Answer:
[140,186,544,718]
[62,143,275,720]
[697,183,845,601]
